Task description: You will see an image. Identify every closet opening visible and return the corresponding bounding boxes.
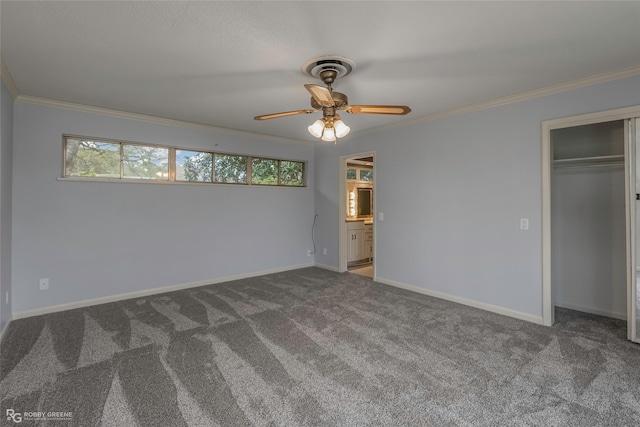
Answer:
[551,120,626,321]
[542,106,640,343]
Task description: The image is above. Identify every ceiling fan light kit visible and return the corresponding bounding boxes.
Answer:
[254,55,411,143]
[334,118,350,138]
[308,119,325,138]
[321,126,336,143]
[308,116,350,143]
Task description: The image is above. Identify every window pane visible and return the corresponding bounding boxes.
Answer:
[214,154,247,183]
[65,138,120,178]
[280,161,304,186]
[122,145,169,180]
[346,167,357,180]
[251,158,278,185]
[176,150,212,182]
[359,169,373,182]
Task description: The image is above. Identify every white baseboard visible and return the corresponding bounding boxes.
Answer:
[314,262,341,272]
[376,276,544,325]
[554,302,626,321]
[9,264,547,327]
[12,263,314,320]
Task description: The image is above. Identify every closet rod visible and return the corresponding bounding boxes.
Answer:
[554,162,624,171]
[553,154,624,170]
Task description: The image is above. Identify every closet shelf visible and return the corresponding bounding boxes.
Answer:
[553,154,624,169]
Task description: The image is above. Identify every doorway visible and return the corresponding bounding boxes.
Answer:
[542,106,640,344]
[339,151,375,279]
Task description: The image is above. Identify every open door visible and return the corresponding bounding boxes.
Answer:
[338,151,375,277]
[629,118,640,343]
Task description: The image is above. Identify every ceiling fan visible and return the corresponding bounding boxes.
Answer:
[254,56,411,142]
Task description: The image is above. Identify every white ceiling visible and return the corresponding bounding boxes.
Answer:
[2,1,639,142]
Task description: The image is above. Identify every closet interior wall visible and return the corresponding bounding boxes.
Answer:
[551,120,626,319]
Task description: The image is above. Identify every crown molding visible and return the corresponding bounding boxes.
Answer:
[11,64,640,143]
[0,62,19,99]
[351,64,640,139]
[15,95,312,146]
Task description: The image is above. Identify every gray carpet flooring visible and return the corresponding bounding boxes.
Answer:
[1,267,639,426]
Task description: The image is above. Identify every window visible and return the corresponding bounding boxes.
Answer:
[251,158,305,186]
[177,150,212,182]
[123,144,169,180]
[346,164,373,183]
[280,161,304,186]
[65,138,120,178]
[346,167,357,180]
[214,154,247,184]
[62,135,305,187]
[359,169,373,182]
[252,158,278,185]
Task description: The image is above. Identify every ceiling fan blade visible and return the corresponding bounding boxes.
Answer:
[304,84,334,107]
[347,105,412,115]
[254,109,316,120]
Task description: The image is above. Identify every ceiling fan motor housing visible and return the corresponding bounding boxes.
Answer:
[310,91,348,111]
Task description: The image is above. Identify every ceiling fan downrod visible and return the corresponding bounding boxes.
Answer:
[319,69,338,90]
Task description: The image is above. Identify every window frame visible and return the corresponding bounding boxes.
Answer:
[61,134,306,188]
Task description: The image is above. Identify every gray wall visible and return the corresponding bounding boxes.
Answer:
[1,80,14,333]
[313,75,640,319]
[8,74,640,320]
[552,167,626,318]
[12,101,315,313]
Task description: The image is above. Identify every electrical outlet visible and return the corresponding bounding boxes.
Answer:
[323,248,327,255]
[307,250,313,256]
[520,218,529,231]
[39,278,49,290]
[5,291,8,305]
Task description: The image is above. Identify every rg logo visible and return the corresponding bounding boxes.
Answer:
[6,409,22,423]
